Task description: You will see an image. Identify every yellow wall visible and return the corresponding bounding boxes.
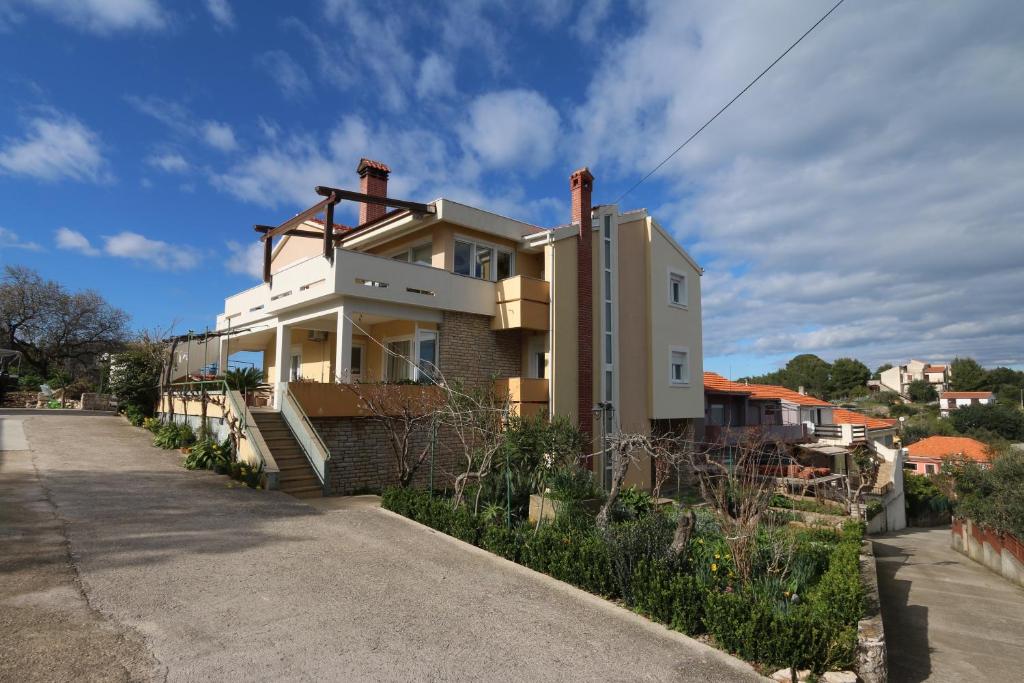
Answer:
[271,229,323,274]
[617,218,652,433]
[547,236,578,421]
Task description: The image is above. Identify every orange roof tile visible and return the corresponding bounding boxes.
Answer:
[832,408,897,430]
[924,365,947,373]
[702,372,831,406]
[939,391,994,399]
[907,436,992,463]
[702,372,753,395]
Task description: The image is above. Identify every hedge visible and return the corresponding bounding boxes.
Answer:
[381,487,865,673]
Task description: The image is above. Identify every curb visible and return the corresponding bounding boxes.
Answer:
[857,540,887,683]
[373,505,768,681]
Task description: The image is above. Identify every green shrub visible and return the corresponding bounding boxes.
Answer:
[479,522,522,561]
[603,511,674,601]
[153,422,195,449]
[631,559,705,634]
[183,437,233,471]
[142,416,162,433]
[614,486,656,520]
[519,524,615,596]
[123,404,146,426]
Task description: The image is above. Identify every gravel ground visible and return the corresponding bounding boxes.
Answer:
[1,413,764,682]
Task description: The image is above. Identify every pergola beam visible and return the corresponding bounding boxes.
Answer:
[259,197,334,242]
[314,186,435,215]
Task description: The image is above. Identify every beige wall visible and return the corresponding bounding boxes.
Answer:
[271,230,323,274]
[547,236,578,421]
[648,219,703,420]
[617,218,652,433]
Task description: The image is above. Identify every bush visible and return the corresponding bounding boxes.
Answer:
[153,422,195,449]
[519,523,615,596]
[614,486,656,521]
[949,403,1024,441]
[183,437,233,471]
[953,450,1024,537]
[603,511,674,601]
[631,559,705,634]
[123,403,146,427]
[904,473,950,519]
[907,379,938,403]
[479,522,522,561]
[142,417,162,433]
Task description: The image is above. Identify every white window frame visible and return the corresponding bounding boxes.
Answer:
[350,342,365,381]
[389,241,433,266]
[453,235,515,281]
[380,330,439,382]
[288,345,303,381]
[667,268,688,309]
[669,346,690,386]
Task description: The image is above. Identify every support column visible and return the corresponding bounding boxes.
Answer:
[334,305,353,383]
[274,323,290,407]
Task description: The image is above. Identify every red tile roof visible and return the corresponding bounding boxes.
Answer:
[702,372,831,406]
[939,391,994,399]
[907,436,992,463]
[307,217,353,233]
[703,372,753,395]
[924,365,947,373]
[832,408,897,430]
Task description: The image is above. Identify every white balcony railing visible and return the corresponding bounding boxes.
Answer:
[217,249,498,330]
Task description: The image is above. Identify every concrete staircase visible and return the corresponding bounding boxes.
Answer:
[250,410,323,498]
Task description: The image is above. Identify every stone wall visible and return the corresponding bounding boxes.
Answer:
[857,541,887,683]
[438,310,522,389]
[313,416,461,495]
[1,391,38,408]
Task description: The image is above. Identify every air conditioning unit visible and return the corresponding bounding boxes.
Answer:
[803,421,816,435]
[307,330,328,342]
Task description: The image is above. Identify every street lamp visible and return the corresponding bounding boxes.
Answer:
[592,401,615,490]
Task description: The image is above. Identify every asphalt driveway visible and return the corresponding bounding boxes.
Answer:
[0,413,762,682]
[873,527,1024,682]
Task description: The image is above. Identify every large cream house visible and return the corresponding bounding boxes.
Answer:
[189,159,703,496]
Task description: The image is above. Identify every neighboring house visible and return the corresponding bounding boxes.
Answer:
[906,435,992,474]
[701,372,906,531]
[703,372,832,444]
[180,158,704,496]
[939,391,994,418]
[877,359,949,397]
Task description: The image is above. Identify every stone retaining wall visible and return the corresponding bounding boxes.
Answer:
[312,416,461,495]
[857,540,887,683]
[951,518,1024,588]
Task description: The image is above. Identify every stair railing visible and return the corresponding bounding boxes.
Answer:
[280,384,331,490]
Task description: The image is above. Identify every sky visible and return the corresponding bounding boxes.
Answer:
[0,0,1022,378]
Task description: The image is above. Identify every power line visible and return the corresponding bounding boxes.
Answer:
[614,0,847,204]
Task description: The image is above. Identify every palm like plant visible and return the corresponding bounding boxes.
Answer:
[224,367,264,393]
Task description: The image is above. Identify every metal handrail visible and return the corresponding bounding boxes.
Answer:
[281,385,331,486]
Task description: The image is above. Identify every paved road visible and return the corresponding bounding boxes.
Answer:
[0,413,762,682]
[873,527,1024,682]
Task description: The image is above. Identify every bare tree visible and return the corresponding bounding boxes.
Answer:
[344,380,445,489]
[438,383,510,513]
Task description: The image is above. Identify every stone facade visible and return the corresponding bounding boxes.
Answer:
[438,310,522,389]
[313,416,461,495]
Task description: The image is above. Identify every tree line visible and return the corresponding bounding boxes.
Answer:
[0,266,130,398]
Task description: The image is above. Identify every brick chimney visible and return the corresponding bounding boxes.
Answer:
[571,167,595,456]
[357,158,390,225]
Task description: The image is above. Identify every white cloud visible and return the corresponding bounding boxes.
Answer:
[255,50,311,100]
[55,227,100,255]
[102,231,201,270]
[225,240,263,280]
[146,151,188,173]
[0,113,111,183]
[204,0,233,29]
[573,0,1024,368]
[459,89,561,171]
[0,226,42,251]
[570,0,611,43]
[201,121,237,152]
[415,53,455,99]
[6,0,165,34]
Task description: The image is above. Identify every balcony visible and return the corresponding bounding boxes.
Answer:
[814,423,867,444]
[288,381,445,418]
[217,249,498,330]
[703,423,809,444]
[492,275,549,330]
[494,377,549,418]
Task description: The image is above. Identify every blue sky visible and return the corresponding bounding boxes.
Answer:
[1,0,1022,378]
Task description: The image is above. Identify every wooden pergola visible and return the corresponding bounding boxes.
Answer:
[253,186,436,283]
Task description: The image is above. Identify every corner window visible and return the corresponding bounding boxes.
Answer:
[670,347,689,385]
[668,270,687,307]
[350,345,364,379]
[391,242,433,266]
[453,238,514,281]
[416,331,437,380]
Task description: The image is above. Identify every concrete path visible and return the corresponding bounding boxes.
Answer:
[0,413,763,682]
[873,527,1024,682]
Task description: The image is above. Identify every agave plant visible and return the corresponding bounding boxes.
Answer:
[224,367,263,393]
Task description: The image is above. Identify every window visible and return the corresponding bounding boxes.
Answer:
[416,331,437,379]
[453,238,513,281]
[289,352,302,381]
[708,403,726,426]
[350,345,364,380]
[385,340,411,382]
[669,348,689,385]
[533,351,547,379]
[925,464,936,475]
[668,270,687,307]
[391,242,433,266]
